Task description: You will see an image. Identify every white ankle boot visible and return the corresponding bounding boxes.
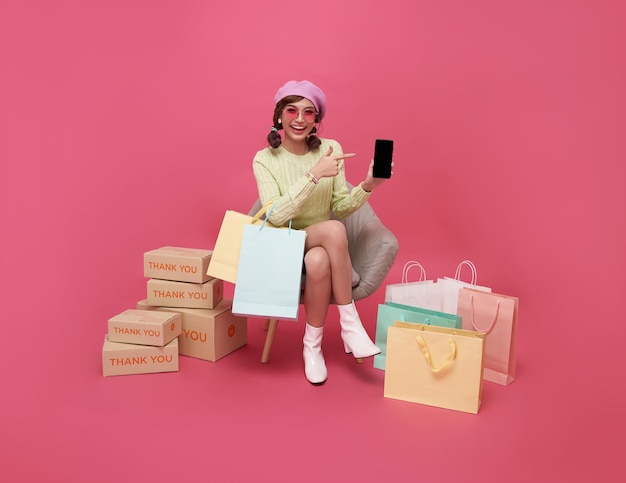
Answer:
[303,323,327,385]
[338,301,381,359]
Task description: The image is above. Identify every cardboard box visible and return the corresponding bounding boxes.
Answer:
[102,336,179,377]
[136,299,247,362]
[147,278,223,309]
[107,309,182,346]
[144,246,213,283]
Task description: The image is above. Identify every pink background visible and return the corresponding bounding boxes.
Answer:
[1,0,624,481]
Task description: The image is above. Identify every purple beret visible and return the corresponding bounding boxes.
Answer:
[274,80,327,120]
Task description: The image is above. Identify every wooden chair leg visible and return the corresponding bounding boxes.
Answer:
[261,319,279,363]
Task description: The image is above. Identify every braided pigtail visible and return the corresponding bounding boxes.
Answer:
[306,126,321,150]
[267,125,282,148]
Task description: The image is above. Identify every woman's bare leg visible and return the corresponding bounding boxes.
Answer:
[302,246,331,328]
[304,220,352,305]
[301,244,332,384]
[302,220,379,362]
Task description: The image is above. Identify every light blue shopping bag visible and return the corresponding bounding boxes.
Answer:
[232,210,306,321]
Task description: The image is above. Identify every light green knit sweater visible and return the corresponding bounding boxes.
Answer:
[252,138,371,230]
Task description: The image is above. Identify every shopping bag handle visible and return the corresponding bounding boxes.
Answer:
[259,200,278,229]
[394,313,432,325]
[401,261,427,283]
[258,200,295,234]
[454,260,478,284]
[251,200,279,224]
[416,335,456,373]
[469,294,500,334]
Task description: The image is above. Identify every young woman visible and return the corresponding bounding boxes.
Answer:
[252,80,389,385]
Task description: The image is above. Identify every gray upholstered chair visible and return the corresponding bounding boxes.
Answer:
[248,185,399,363]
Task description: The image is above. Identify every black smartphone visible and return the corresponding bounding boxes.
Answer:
[373,139,394,178]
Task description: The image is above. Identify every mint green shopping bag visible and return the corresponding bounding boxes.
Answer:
[373,301,462,370]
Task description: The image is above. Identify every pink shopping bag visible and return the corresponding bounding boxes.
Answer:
[457,287,519,385]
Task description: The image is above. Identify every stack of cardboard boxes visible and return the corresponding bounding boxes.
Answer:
[102,246,247,377]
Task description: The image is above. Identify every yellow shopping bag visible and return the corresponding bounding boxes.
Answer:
[384,321,486,414]
[206,201,276,284]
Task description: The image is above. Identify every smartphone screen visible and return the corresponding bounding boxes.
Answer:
[373,139,393,178]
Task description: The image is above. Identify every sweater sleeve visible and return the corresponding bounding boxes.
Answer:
[252,139,371,227]
[328,142,371,219]
[252,151,316,226]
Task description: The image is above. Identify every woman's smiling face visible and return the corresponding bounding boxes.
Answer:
[280,98,317,148]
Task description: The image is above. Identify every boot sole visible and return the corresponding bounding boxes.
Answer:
[344,350,381,359]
